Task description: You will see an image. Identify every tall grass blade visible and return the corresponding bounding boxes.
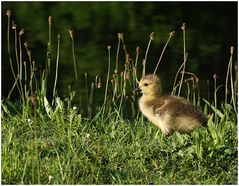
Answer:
[153,31,175,75]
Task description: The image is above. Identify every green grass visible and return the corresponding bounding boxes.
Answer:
[1,100,237,184]
[1,11,238,184]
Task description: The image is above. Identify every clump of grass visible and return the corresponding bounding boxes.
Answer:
[1,97,237,184]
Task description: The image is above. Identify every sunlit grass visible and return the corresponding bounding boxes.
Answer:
[1,101,237,184]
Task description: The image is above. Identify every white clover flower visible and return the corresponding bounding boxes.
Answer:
[73,106,77,110]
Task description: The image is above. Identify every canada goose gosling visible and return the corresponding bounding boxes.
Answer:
[137,74,207,136]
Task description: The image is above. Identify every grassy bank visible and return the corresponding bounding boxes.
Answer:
[1,100,237,184]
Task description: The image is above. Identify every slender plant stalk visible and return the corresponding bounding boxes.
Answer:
[120,34,128,57]
[88,82,95,119]
[105,46,111,102]
[229,46,236,113]
[28,61,35,97]
[103,46,111,115]
[6,10,16,80]
[142,32,154,77]
[85,73,89,103]
[34,103,40,184]
[118,71,126,115]
[213,74,218,123]
[52,34,61,104]
[133,46,140,85]
[225,46,235,115]
[153,31,175,75]
[19,29,25,105]
[69,29,78,80]
[178,23,187,96]
[25,43,33,97]
[48,16,52,75]
[42,16,52,99]
[171,53,188,95]
[12,23,20,76]
[6,10,21,98]
[24,61,27,99]
[7,75,19,99]
[115,33,122,74]
[135,46,140,68]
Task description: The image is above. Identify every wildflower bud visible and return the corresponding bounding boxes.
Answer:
[23,61,26,66]
[48,16,52,25]
[48,175,53,182]
[114,69,118,74]
[24,42,29,49]
[136,46,140,53]
[107,45,111,50]
[230,46,234,55]
[12,21,16,29]
[97,82,102,88]
[169,31,175,37]
[68,29,73,39]
[213,74,218,79]
[181,23,186,30]
[6,10,11,17]
[19,28,24,37]
[118,33,123,40]
[57,34,61,40]
[150,32,154,40]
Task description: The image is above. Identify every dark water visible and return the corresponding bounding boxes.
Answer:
[2,2,237,106]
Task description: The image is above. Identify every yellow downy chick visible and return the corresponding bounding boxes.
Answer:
[137,74,207,136]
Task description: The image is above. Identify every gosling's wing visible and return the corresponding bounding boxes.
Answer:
[152,96,207,125]
[169,100,207,125]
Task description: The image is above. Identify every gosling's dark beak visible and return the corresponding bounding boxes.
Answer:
[134,86,141,93]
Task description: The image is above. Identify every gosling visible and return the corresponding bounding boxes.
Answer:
[136,74,207,136]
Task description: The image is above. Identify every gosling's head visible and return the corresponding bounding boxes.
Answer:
[137,74,161,96]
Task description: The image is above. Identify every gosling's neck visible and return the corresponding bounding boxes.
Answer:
[140,93,160,102]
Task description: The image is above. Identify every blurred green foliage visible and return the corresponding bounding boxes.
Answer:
[2,2,237,102]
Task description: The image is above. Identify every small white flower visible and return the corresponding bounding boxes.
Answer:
[48,175,53,181]
[86,133,90,139]
[27,119,32,123]
[73,106,77,110]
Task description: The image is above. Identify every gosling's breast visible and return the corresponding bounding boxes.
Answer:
[139,96,173,135]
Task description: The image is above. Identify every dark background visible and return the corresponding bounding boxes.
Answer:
[1,1,238,103]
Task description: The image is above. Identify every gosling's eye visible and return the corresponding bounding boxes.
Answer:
[144,83,149,86]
